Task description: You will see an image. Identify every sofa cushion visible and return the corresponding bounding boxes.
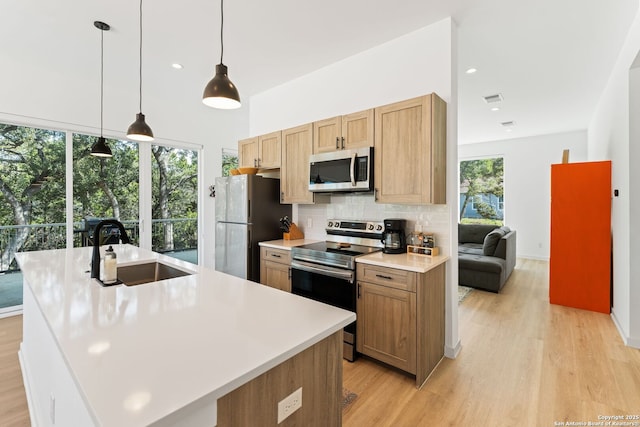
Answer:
[483,228,506,256]
[458,243,484,256]
[458,254,505,274]
[458,224,499,244]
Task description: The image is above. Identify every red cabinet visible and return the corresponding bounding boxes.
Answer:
[549,161,612,313]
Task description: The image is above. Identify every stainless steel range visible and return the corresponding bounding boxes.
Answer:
[291,219,384,361]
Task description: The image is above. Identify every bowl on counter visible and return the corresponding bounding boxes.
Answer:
[237,167,259,175]
[229,168,240,175]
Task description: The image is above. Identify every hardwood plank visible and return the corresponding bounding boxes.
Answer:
[343,259,640,426]
[3,259,640,427]
[0,314,30,427]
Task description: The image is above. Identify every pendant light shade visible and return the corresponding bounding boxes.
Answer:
[202,0,241,109]
[127,0,154,141]
[91,21,113,158]
[91,137,113,157]
[126,113,154,141]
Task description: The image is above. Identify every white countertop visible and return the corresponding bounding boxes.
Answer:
[356,251,449,273]
[16,245,355,427]
[258,239,320,250]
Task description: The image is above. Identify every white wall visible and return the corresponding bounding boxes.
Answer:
[587,2,640,348]
[458,130,588,260]
[248,18,461,357]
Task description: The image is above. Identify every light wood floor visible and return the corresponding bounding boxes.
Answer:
[343,258,640,426]
[0,314,29,427]
[1,259,639,426]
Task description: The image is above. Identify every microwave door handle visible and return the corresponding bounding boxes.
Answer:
[350,151,356,186]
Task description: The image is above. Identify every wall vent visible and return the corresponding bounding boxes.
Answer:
[501,121,516,127]
[483,93,504,104]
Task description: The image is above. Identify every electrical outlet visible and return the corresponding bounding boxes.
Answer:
[277,387,302,424]
[307,217,313,228]
[50,394,56,423]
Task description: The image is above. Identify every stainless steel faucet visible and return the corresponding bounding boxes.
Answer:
[90,219,131,280]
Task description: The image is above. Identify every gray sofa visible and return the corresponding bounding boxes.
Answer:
[458,224,516,293]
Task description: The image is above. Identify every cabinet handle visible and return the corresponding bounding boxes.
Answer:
[288,268,291,280]
[271,254,281,258]
[374,188,378,201]
[253,158,257,167]
[341,136,345,150]
[257,158,261,167]
[336,137,340,149]
[280,192,284,202]
[375,274,393,280]
[357,283,361,298]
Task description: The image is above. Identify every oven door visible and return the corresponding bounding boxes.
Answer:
[290,260,357,361]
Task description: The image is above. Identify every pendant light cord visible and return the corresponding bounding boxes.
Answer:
[138,0,143,113]
[220,0,224,64]
[100,26,104,137]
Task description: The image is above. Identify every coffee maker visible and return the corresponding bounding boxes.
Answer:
[381,219,406,254]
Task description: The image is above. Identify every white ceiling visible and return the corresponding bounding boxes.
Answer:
[1,0,638,144]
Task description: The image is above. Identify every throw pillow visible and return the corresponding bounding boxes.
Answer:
[483,228,506,256]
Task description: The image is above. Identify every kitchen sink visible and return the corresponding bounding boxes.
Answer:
[117,261,194,286]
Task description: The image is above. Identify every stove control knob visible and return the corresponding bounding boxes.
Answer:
[376,224,383,231]
[368,224,374,230]
[328,221,333,228]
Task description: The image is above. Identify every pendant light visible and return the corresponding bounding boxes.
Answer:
[202,0,241,109]
[91,21,113,158]
[126,0,154,141]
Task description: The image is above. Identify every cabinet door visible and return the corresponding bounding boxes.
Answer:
[258,131,282,169]
[357,281,416,374]
[261,260,291,292]
[281,123,314,204]
[374,94,446,204]
[342,109,373,150]
[313,116,341,153]
[238,137,259,168]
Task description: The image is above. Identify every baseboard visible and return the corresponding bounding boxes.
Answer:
[610,311,640,349]
[0,306,23,319]
[516,254,549,261]
[18,345,39,427]
[444,340,461,359]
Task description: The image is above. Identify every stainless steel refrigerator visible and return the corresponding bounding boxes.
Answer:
[215,175,291,282]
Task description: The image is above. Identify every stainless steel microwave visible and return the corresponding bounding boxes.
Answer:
[308,147,373,193]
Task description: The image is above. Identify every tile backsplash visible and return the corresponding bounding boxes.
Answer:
[296,193,451,256]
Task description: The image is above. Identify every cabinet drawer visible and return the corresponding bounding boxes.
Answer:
[260,247,291,264]
[356,264,416,292]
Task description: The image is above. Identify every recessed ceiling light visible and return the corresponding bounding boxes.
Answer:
[491,107,500,111]
[172,63,183,69]
[465,68,477,74]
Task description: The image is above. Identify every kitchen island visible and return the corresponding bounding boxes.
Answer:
[16,244,354,426]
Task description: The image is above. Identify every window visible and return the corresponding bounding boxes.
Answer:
[152,145,198,264]
[72,134,140,247]
[459,157,504,225]
[0,123,66,311]
[222,148,238,176]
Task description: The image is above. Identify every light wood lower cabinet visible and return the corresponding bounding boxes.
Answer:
[260,247,291,292]
[356,262,445,387]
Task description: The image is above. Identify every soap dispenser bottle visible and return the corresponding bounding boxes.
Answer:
[103,245,117,284]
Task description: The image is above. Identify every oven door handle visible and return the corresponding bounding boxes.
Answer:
[291,260,355,283]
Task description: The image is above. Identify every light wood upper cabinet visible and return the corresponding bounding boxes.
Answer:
[238,132,282,169]
[281,123,314,204]
[313,109,374,153]
[238,137,259,168]
[257,131,281,169]
[374,94,446,204]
